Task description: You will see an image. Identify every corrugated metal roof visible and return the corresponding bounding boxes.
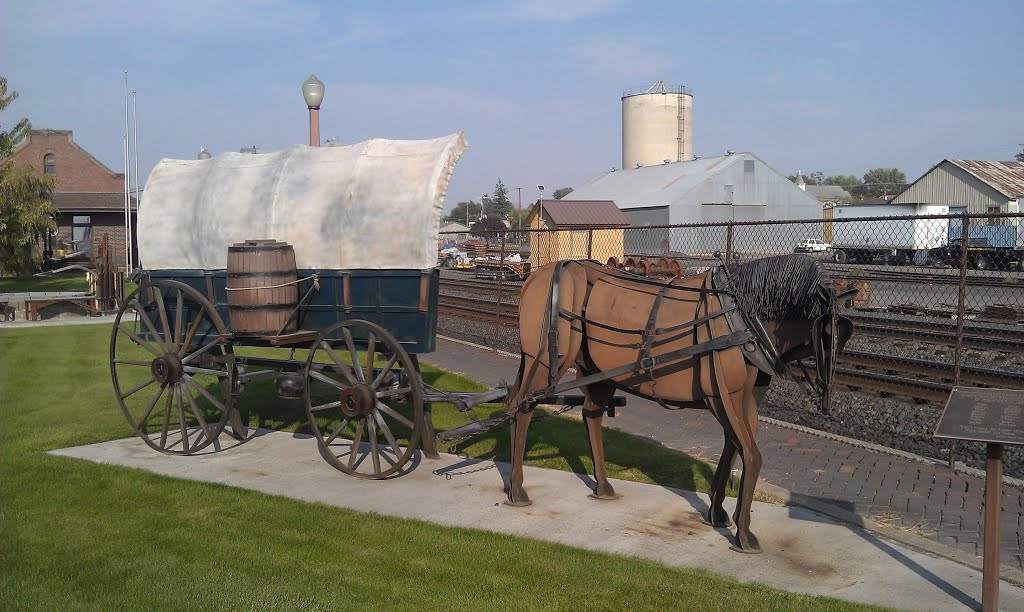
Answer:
[534,199,630,227]
[564,154,747,208]
[53,192,138,211]
[947,160,1024,198]
[805,185,853,200]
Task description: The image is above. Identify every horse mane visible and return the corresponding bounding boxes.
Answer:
[725,254,830,321]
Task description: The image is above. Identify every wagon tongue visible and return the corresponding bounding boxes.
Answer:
[439,416,511,443]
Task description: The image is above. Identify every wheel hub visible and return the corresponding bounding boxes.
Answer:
[151,353,184,384]
[340,384,376,418]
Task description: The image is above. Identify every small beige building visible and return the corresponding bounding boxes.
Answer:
[893,159,1024,217]
[526,199,630,268]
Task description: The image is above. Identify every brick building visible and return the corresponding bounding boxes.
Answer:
[6,129,137,269]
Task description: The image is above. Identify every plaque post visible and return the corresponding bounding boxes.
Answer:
[982,442,1003,612]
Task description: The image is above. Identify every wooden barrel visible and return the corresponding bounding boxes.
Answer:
[226,240,298,336]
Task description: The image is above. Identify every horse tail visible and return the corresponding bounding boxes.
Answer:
[505,261,588,413]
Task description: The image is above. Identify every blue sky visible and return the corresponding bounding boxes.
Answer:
[3,0,1022,210]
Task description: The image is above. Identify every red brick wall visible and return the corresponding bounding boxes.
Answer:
[8,130,124,193]
[53,212,137,271]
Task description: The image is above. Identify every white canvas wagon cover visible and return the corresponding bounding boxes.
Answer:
[137,132,468,271]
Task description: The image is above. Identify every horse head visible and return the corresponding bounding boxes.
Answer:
[809,282,856,414]
[729,254,854,415]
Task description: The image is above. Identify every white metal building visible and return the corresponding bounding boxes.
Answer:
[564,152,823,255]
[893,159,1024,217]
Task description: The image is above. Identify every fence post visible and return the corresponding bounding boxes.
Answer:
[492,231,507,352]
[725,223,735,262]
[949,211,971,470]
[587,228,594,260]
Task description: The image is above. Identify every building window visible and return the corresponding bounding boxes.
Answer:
[988,205,1002,224]
[744,159,755,173]
[43,153,56,174]
[71,215,92,250]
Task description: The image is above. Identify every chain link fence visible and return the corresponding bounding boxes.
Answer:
[438,212,1024,469]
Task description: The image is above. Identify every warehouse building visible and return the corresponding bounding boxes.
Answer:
[563,152,823,255]
[893,159,1024,218]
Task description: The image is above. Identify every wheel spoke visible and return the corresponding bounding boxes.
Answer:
[182,365,229,378]
[135,382,167,429]
[325,417,351,446]
[376,386,412,400]
[320,342,358,385]
[348,419,365,469]
[130,300,165,351]
[120,376,157,400]
[309,369,347,391]
[370,353,399,389]
[174,289,184,352]
[179,309,208,357]
[175,385,190,451]
[117,324,163,358]
[113,358,152,367]
[181,336,225,365]
[159,385,174,447]
[364,332,376,384]
[309,400,342,413]
[342,328,365,382]
[366,415,382,474]
[182,373,226,413]
[376,402,414,429]
[182,384,210,444]
[153,285,174,352]
[373,409,403,460]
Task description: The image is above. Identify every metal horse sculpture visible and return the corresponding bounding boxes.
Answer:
[502,254,854,553]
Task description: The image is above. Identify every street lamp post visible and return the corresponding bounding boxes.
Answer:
[301,74,325,147]
[516,187,522,230]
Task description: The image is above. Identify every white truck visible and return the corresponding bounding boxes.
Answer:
[829,203,949,265]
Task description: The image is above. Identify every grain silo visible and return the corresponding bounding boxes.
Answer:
[621,81,693,170]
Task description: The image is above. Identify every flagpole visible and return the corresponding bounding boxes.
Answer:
[131,89,140,270]
[122,71,130,272]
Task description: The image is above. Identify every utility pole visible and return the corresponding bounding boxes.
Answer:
[516,187,522,230]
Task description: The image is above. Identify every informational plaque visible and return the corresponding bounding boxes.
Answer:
[934,387,1024,446]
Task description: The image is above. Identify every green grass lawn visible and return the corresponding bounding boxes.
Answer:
[0,323,877,611]
[0,275,90,293]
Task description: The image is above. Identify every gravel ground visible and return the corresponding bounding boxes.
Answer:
[437,312,1024,478]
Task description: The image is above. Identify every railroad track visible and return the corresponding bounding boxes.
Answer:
[825,265,1024,289]
[847,314,1024,352]
[438,293,1024,404]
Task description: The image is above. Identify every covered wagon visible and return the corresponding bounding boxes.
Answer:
[110,133,467,478]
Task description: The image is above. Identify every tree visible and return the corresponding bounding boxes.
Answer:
[1015,145,1024,163]
[0,75,56,274]
[489,179,513,218]
[823,175,861,189]
[553,186,573,200]
[856,167,907,199]
[445,200,482,225]
[469,216,507,240]
[787,171,821,185]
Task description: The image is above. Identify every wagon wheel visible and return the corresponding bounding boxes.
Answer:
[668,259,683,278]
[110,279,235,455]
[304,319,423,479]
[635,258,649,277]
[605,256,619,270]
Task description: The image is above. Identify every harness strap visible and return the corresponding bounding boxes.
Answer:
[557,300,735,340]
[531,330,751,400]
[547,261,565,387]
[637,283,672,374]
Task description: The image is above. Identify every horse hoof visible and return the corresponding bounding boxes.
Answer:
[505,487,532,507]
[731,531,762,554]
[588,492,619,501]
[703,509,732,528]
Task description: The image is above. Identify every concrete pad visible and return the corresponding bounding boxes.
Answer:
[52,430,1022,611]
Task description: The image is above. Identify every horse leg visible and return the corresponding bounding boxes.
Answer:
[705,436,737,528]
[727,367,767,554]
[581,380,618,500]
[506,408,536,506]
